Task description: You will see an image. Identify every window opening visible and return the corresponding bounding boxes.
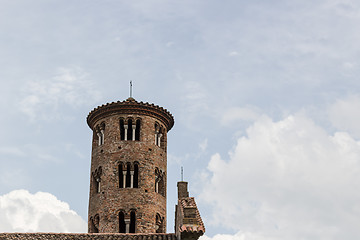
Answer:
[130,211,136,233]
[155,123,159,146]
[126,163,131,188]
[156,213,164,233]
[158,174,165,197]
[93,167,102,193]
[93,214,100,233]
[133,163,139,188]
[155,168,159,193]
[119,164,124,188]
[120,119,125,140]
[127,119,133,141]
[158,130,163,147]
[135,119,141,141]
[100,122,105,145]
[119,212,126,233]
[155,168,165,196]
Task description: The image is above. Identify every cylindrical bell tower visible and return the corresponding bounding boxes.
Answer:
[87,97,174,233]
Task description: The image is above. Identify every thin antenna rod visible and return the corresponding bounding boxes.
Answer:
[130,81,133,98]
[181,166,183,181]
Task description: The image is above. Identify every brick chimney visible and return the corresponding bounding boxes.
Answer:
[177,181,189,199]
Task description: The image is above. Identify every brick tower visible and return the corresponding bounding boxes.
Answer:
[86,97,174,234]
[0,97,205,239]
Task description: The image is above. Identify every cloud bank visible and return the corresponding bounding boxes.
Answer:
[0,190,87,233]
[200,113,360,240]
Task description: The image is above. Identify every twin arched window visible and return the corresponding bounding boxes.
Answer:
[95,122,105,146]
[154,123,162,147]
[154,122,166,149]
[119,162,139,188]
[90,214,100,233]
[156,213,165,233]
[119,210,136,233]
[155,168,165,197]
[120,118,141,141]
[92,167,102,193]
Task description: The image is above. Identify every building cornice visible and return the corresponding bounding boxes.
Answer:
[87,98,174,131]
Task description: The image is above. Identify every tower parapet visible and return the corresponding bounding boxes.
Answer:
[87,97,174,131]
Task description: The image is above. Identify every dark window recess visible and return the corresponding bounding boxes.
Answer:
[134,163,139,188]
[127,119,133,140]
[119,212,126,233]
[130,211,136,233]
[156,213,164,233]
[135,119,141,141]
[120,119,125,140]
[119,164,124,188]
[126,163,131,188]
[93,215,99,233]
[159,176,165,197]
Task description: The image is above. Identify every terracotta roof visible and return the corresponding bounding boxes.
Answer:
[178,197,205,234]
[0,233,177,240]
[87,98,174,131]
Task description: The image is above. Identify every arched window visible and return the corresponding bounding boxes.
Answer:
[90,217,96,233]
[126,162,131,188]
[119,162,138,189]
[120,119,125,140]
[135,119,141,141]
[155,123,160,146]
[133,163,139,188]
[155,168,160,193]
[154,123,163,147]
[155,168,165,197]
[91,214,100,233]
[93,167,102,193]
[130,210,136,233]
[119,163,124,188]
[100,122,105,145]
[158,173,165,197]
[156,213,164,233]
[95,123,105,146]
[119,211,126,233]
[127,119,133,141]
[95,177,101,193]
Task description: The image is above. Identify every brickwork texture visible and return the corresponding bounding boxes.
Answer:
[87,98,174,234]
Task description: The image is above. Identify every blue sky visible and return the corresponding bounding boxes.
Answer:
[1,1,360,239]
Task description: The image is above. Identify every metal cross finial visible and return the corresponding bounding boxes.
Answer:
[130,81,133,98]
[181,166,183,181]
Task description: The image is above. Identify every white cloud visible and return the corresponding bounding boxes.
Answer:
[0,190,87,233]
[328,94,360,138]
[19,67,101,121]
[200,113,360,240]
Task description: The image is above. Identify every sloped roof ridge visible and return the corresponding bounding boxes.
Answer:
[178,197,205,234]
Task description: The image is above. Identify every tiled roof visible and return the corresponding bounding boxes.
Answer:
[87,98,174,131]
[0,233,177,240]
[178,197,205,234]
